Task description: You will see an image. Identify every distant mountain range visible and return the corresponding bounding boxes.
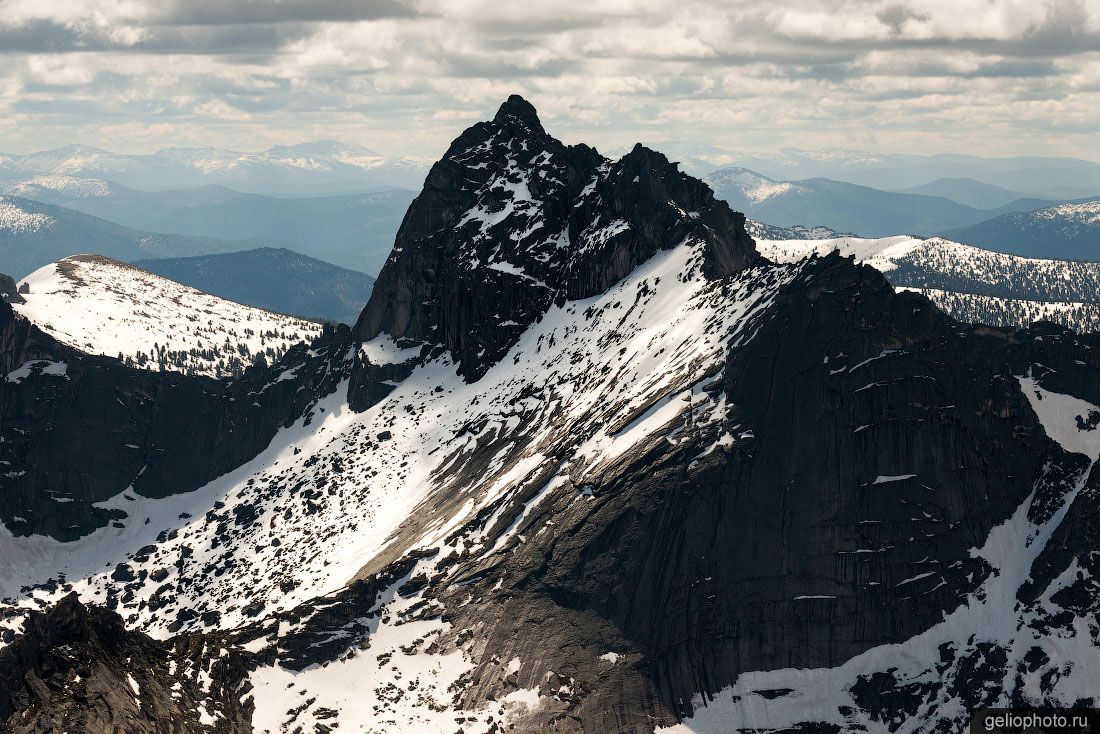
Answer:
[7,167,1098,282]
[0,191,377,322]
[9,141,1099,203]
[655,144,1100,200]
[941,199,1100,260]
[0,141,430,194]
[705,167,1049,238]
[0,195,246,278]
[3,176,415,274]
[134,248,375,325]
[892,178,1035,210]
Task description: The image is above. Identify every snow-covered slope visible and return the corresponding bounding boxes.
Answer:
[760,234,922,271]
[900,288,1100,334]
[13,255,322,377]
[1040,199,1100,225]
[0,238,796,734]
[707,168,804,203]
[759,235,1100,331]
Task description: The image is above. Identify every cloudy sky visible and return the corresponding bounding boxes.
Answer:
[1,0,1099,160]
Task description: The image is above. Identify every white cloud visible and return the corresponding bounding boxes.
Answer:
[24,56,96,86]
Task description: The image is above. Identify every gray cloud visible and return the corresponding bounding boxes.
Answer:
[0,0,1097,161]
[0,20,97,53]
[151,0,422,26]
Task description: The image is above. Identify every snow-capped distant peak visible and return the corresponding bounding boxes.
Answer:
[29,145,139,175]
[0,197,56,234]
[13,255,324,378]
[746,179,793,202]
[265,140,381,159]
[150,141,427,176]
[6,174,114,198]
[707,168,803,203]
[1035,200,1100,225]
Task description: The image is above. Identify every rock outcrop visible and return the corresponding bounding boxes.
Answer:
[0,593,253,732]
[0,275,22,305]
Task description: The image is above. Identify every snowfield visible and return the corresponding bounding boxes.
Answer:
[13,255,323,378]
[759,234,920,272]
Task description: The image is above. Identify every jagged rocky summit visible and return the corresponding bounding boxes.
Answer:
[2,96,1100,733]
[350,94,756,404]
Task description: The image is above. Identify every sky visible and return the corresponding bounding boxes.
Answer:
[1,0,1099,160]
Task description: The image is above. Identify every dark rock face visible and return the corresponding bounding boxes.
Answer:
[0,300,57,376]
[0,275,23,305]
[0,300,354,540]
[380,256,1057,731]
[350,95,757,407]
[0,593,253,732]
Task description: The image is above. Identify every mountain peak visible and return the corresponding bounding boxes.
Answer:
[620,142,678,172]
[352,98,757,404]
[493,94,542,129]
